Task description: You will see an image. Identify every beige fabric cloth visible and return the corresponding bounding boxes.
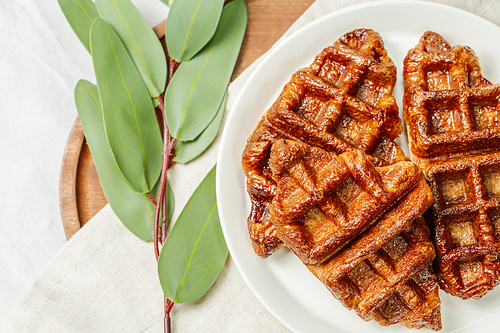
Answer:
[3,0,500,332]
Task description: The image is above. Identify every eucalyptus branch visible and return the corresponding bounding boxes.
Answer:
[60,2,246,333]
[151,94,176,260]
[155,92,178,333]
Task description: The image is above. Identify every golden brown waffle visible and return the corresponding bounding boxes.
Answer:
[404,31,500,299]
[269,140,441,330]
[242,29,407,258]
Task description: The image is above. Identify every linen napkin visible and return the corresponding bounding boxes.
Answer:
[3,0,500,332]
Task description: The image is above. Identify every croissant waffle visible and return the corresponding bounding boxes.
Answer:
[269,140,441,330]
[404,31,500,299]
[242,29,407,258]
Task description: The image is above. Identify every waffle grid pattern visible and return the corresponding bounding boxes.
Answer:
[404,34,500,158]
[427,153,500,298]
[269,142,419,265]
[243,29,406,258]
[335,218,440,329]
[404,31,500,299]
[269,140,440,330]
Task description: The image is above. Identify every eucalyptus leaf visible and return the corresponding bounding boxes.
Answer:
[173,91,226,164]
[165,0,247,141]
[163,182,175,231]
[57,0,99,53]
[90,18,163,194]
[165,0,224,62]
[95,0,167,99]
[75,80,174,241]
[158,165,227,304]
[74,80,153,240]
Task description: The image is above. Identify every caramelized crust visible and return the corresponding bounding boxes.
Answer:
[242,29,407,258]
[404,31,500,299]
[270,140,441,330]
[269,140,421,265]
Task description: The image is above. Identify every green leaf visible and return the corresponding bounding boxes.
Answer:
[165,0,247,141]
[74,80,174,241]
[173,91,226,164]
[74,80,155,240]
[90,18,163,193]
[163,182,175,231]
[165,0,224,62]
[95,0,167,99]
[58,0,99,53]
[158,165,227,304]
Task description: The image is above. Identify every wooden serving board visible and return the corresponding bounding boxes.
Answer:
[59,0,315,240]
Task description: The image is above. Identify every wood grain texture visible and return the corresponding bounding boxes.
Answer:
[59,0,315,240]
[59,118,86,239]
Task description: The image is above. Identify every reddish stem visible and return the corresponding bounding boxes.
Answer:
[168,58,180,83]
[156,93,178,333]
[147,192,157,206]
[153,56,180,333]
[164,297,174,333]
[153,95,173,259]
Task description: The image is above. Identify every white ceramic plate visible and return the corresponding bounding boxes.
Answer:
[216,1,500,332]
